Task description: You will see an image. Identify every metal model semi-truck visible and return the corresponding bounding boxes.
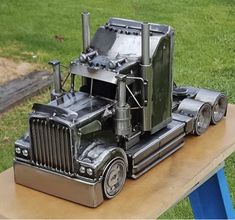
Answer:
[14,13,227,207]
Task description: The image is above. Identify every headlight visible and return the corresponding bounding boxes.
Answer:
[78,164,94,177]
[15,147,21,154]
[79,166,85,173]
[22,149,29,157]
[87,168,93,176]
[14,139,30,160]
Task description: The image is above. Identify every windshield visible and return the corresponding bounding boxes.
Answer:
[80,78,117,100]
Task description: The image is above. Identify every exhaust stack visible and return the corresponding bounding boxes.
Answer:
[141,22,152,131]
[141,22,150,65]
[81,12,90,52]
[48,60,62,97]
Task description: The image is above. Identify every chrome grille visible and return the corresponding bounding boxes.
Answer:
[30,118,73,174]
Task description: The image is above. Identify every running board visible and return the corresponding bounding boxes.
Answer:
[131,136,184,179]
[127,120,186,178]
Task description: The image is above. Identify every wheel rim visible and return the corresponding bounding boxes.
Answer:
[103,159,126,199]
[212,95,227,124]
[195,103,212,135]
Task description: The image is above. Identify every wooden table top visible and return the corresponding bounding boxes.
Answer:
[0,104,235,219]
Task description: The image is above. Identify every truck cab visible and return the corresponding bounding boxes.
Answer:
[14,12,227,207]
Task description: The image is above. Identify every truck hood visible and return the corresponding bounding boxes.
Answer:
[32,92,115,125]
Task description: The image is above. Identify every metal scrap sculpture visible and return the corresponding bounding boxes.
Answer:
[14,12,227,207]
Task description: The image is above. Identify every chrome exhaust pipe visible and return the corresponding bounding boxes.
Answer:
[81,12,90,52]
[48,60,62,95]
[141,22,150,65]
[141,22,152,131]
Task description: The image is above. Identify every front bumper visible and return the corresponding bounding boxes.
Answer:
[13,161,104,207]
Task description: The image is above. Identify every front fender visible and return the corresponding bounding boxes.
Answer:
[78,142,128,180]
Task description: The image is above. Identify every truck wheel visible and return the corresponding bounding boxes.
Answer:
[194,89,227,124]
[194,102,212,135]
[211,95,227,124]
[177,98,212,135]
[103,159,127,199]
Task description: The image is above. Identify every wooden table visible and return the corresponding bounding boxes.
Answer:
[1,105,235,219]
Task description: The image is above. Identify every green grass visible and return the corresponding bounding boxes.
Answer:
[0,0,234,218]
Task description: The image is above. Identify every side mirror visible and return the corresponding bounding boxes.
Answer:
[79,120,102,135]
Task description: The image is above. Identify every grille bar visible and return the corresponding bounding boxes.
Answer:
[60,128,66,171]
[30,118,73,174]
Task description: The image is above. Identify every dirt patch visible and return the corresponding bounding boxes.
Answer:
[0,57,41,85]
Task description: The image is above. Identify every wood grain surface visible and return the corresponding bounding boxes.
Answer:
[0,105,235,219]
[0,71,52,113]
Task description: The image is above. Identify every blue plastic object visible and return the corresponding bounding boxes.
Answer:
[189,168,235,219]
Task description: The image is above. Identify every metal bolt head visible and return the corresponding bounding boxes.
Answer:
[22,149,28,157]
[15,147,21,154]
[109,61,116,69]
[79,53,87,63]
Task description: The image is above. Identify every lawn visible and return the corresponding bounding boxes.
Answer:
[0,0,234,218]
